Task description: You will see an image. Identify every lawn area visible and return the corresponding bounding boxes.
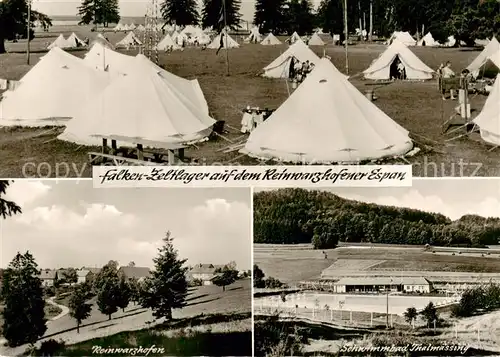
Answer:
[253,244,500,283]
[0,25,496,177]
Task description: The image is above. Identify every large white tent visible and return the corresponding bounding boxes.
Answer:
[241,58,413,163]
[417,32,438,47]
[262,40,320,78]
[47,34,71,49]
[0,48,113,127]
[386,31,416,46]
[308,33,325,46]
[84,42,137,75]
[363,40,434,80]
[156,34,181,51]
[260,33,282,46]
[467,37,500,78]
[114,23,125,31]
[207,31,239,49]
[58,55,215,147]
[472,75,500,146]
[245,27,263,43]
[115,32,142,47]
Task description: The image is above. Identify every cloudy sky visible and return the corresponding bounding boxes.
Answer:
[0,180,251,270]
[257,179,500,220]
[32,0,322,23]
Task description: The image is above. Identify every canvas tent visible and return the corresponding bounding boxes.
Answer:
[156,34,180,51]
[472,75,500,146]
[386,31,416,46]
[0,48,113,127]
[467,37,500,78]
[47,34,71,49]
[136,24,145,31]
[417,32,438,47]
[207,31,239,49]
[363,40,434,80]
[113,23,124,31]
[66,32,86,47]
[288,31,301,44]
[115,32,142,47]
[241,58,413,163]
[84,43,136,75]
[308,33,325,46]
[58,55,215,147]
[245,27,262,43]
[262,40,320,78]
[91,33,114,49]
[260,33,282,45]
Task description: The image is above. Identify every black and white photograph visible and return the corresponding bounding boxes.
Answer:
[0,180,252,356]
[0,0,498,177]
[253,181,500,356]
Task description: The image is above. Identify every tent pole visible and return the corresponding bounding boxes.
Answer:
[222,0,230,76]
[344,0,349,74]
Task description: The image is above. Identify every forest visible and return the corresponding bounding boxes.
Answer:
[253,188,500,249]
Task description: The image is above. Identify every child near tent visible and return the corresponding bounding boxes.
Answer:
[441,61,457,100]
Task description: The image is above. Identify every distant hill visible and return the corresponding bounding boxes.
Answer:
[253,188,500,249]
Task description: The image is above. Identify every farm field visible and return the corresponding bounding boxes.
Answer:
[253,244,500,284]
[0,24,495,177]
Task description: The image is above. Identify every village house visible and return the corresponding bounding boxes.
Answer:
[83,267,101,283]
[189,264,224,286]
[118,266,151,282]
[76,269,89,284]
[39,269,58,287]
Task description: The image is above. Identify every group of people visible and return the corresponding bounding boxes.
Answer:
[437,61,473,100]
[240,106,273,133]
[289,58,315,83]
[389,56,407,80]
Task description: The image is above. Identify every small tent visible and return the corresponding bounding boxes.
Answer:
[363,40,434,80]
[47,34,71,49]
[263,40,320,78]
[386,31,416,46]
[114,23,125,31]
[467,37,500,78]
[207,31,239,49]
[129,23,137,30]
[245,27,262,43]
[308,33,325,46]
[135,24,146,31]
[417,32,438,47]
[58,55,216,147]
[115,32,143,48]
[156,34,181,51]
[241,58,413,163]
[288,31,301,44]
[91,33,115,49]
[66,32,86,47]
[0,48,112,126]
[472,75,500,146]
[260,33,282,46]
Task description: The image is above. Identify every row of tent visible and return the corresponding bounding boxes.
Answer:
[388,31,489,48]
[262,36,500,81]
[47,33,86,49]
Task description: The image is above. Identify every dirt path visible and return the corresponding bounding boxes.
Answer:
[46,297,70,321]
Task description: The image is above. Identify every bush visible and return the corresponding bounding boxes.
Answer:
[189,279,203,287]
[38,339,65,356]
[45,286,56,297]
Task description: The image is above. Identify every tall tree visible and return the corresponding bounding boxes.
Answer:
[316,0,344,36]
[116,274,131,312]
[140,231,189,320]
[95,262,121,320]
[254,0,287,34]
[78,0,120,27]
[253,264,266,288]
[62,268,78,285]
[2,252,47,347]
[282,0,315,35]
[161,0,199,26]
[68,285,92,333]
[201,0,242,30]
[0,0,51,54]
[0,181,21,219]
[212,265,238,291]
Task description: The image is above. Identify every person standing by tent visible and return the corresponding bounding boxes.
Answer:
[441,61,457,100]
[289,57,296,80]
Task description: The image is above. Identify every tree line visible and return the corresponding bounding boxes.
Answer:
[254,188,500,249]
[0,231,241,347]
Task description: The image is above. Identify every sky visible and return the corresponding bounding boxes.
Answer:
[32,0,322,23]
[0,180,251,270]
[256,179,500,220]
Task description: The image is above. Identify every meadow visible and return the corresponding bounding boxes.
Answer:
[0,24,495,177]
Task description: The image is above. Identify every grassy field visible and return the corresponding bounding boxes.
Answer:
[0,25,495,177]
[254,244,500,283]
